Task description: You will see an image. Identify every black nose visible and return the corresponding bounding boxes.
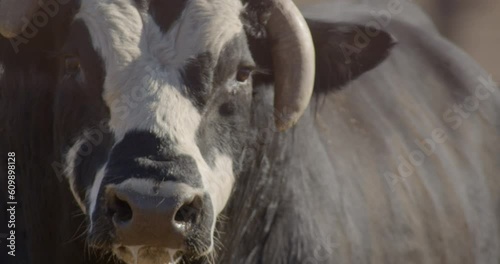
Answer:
[105,184,203,249]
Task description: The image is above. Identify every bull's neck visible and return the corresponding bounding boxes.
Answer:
[218,106,336,263]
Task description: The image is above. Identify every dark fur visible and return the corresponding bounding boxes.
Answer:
[0,2,107,263]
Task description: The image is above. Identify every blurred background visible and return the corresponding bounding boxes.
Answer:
[295,0,500,81]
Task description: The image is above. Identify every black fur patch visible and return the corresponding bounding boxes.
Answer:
[105,131,203,188]
[0,1,111,263]
[53,19,111,202]
[72,130,114,204]
[135,0,189,33]
[182,35,253,110]
[182,52,214,109]
[241,0,274,87]
[53,20,108,144]
[307,20,396,93]
[214,34,254,86]
[192,35,254,168]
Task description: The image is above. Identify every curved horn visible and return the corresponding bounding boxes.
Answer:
[266,0,315,131]
[0,0,40,38]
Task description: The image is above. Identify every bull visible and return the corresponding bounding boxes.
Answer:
[0,0,499,263]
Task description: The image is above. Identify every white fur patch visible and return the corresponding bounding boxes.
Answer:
[128,245,140,264]
[89,165,106,228]
[113,245,181,264]
[64,138,87,213]
[197,152,236,215]
[108,178,204,198]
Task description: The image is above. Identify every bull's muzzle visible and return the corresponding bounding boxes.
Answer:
[105,183,205,249]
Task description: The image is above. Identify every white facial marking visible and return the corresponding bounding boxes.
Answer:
[130,246,140,264]
[108,178,204,198]
[167,249,181,263]
[76,0,143,70]
[64,138,87,213]
[199,153,236,214]
[89,165,106,229]
[114,245,180,264]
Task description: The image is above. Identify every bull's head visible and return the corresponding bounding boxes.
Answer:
[1,0,394,263]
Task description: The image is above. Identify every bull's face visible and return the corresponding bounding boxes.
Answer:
[63,0,262,262]
[52,0,313,262]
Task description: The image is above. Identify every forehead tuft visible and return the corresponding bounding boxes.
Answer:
[75,0,244,70]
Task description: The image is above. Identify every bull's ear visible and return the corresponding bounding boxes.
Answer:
[307,20,396,93]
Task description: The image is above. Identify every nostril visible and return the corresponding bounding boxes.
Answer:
[107,195,133,224]
[174,196,202,229]
[174,204,196,224]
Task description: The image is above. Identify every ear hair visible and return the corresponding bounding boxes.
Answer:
[307,20,397,93]
[241,0,274,87]
[240,0,271,39]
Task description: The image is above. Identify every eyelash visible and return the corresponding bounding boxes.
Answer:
[43,50,81,72]
[236,66,254,82]
[64,56,81,74]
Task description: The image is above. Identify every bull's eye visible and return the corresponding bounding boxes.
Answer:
[236,66,253,82]
[64,56,81,75]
